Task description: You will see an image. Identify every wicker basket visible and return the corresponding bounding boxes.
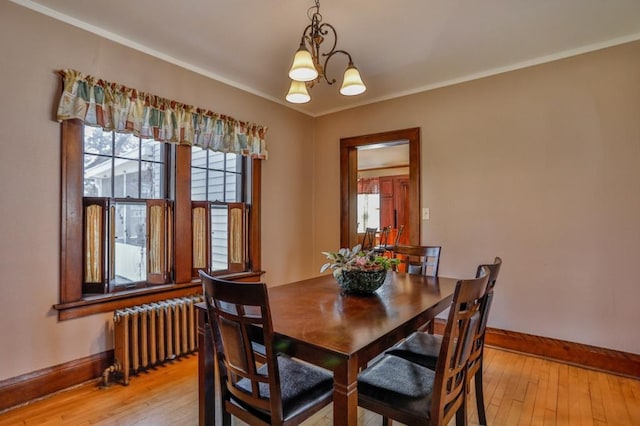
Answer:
[335,269,387,295]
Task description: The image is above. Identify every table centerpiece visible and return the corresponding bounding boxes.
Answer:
[320,244,399,295]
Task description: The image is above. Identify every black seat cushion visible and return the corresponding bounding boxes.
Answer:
[235,354,333,421]
[358,354,435,422]
[385,331,441,369]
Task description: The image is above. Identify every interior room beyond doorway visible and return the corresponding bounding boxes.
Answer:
[357,141,410,247]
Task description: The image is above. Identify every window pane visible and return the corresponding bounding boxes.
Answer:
[191,146,207,168]
[140,161,163,199]
[84,127,112,155]
[207,170,224,201]
[209,152,225,170]
[84,154,112,197]
[114,133,139,159]
[113,158,140,198]
[141,139,163,161]
[191,167,207,201]
[211,207,228,271]
[226,153,239,172]
[225,172,239,202]
[113,202,146,285]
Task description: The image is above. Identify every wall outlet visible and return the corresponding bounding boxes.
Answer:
[422,207,430,220]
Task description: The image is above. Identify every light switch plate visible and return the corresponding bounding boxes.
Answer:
[422,207,430,220]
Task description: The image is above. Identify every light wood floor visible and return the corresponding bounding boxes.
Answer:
[1,347,638,425]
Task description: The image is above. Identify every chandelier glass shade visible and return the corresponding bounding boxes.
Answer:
[285,80,311,104]
[286,0,366,104]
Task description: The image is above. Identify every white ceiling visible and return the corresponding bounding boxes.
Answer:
[13,0,640,117]
[358,144,409,170]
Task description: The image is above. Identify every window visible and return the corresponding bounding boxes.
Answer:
[58,119,262,318]
[191,147,248,274]
[82,127,172,293]
[357,177,380,233]
[55,69,267,318]
[191,148,242,203]
[357,193,380,233]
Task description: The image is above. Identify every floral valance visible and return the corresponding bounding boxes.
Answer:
[56,69,267,159]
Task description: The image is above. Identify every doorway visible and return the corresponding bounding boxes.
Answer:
[340,128,421,249]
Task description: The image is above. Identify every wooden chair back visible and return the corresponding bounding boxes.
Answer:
[361,227,377,250]
[379,225,392,247]
[430,267,490,425]
[392,224,405,246]
[468,257,502,374]
[200,272,285,422]
[202,271,333,425]
[392,244,441,277]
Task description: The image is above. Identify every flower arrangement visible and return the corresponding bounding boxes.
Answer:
[320,244,399,278]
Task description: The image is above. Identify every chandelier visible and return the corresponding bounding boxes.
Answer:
[286,0,367,104]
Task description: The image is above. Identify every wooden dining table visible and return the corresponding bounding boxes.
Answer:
[197,271,458,426]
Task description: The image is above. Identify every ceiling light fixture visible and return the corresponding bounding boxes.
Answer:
[286,0,366,104]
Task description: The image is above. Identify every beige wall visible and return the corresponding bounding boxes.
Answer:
[314,41,640,355]
[0,2,314,380]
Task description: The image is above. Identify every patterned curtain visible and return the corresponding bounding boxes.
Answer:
[148,205,163,274]
[229,207,243,264]
[84,204,102,283]
[56,69,268,159]
[192,207,207,269]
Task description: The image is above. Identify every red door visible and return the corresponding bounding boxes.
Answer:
[378,175,409,246]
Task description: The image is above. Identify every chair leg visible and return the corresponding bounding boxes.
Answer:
[426,320,435,334]
[456,398,468,426]
[382,416,391,426]
[222,411,232,426]
[417,320,435,334]
[474,363,487,426]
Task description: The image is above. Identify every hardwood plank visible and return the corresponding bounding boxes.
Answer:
[607,374,636,426]
[494,351,524,425]
[506,400,524,425]
[557,363,570,426]
[620,376,640,422]
[587,369,607,423]
[514,355,536,402]
[599,370,632,426]
[530,357,549,426]
[519,377,539,425]
[545,359,560,416]
[569,366,594,426]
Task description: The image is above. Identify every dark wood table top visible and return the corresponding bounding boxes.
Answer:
[267,271,458,360]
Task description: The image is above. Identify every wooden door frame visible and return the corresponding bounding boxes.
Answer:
[340,128,421,248]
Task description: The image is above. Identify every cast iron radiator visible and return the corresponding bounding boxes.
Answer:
[103,295,203,386]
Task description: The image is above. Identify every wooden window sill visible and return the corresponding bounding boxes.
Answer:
[54,271,264,320]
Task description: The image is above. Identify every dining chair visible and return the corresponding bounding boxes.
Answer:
[362,227,378,250]
[358,267,490,426]
[392,224,405,248]
[392,244,441,277]
[373,225,392,254]
[385,257,502,425]
[391,244,442,333]
[200,271,334,426]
